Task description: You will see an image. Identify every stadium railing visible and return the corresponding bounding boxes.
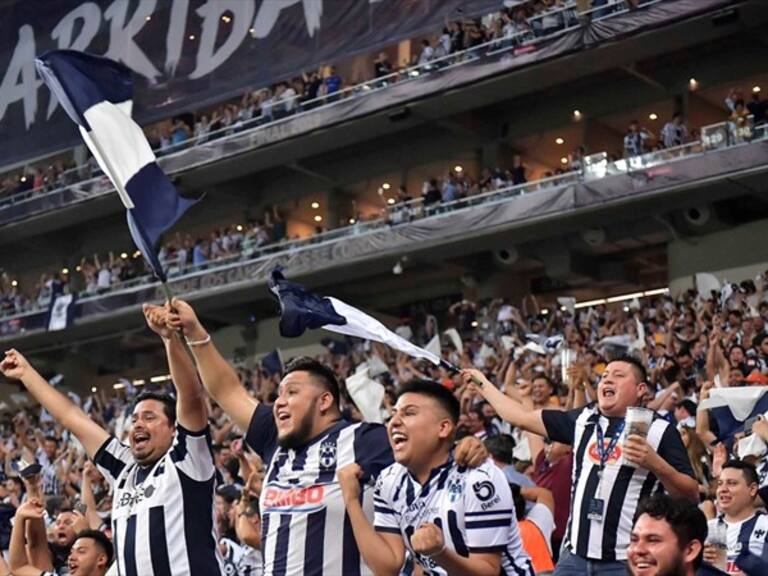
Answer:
[1,113,765,334]
[0,0,664,226]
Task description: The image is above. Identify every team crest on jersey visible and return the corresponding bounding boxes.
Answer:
[447,477,463,502]
[319,441,337,468]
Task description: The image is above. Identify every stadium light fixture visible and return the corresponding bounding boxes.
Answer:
[555,138,564,145]
[688,78,699,90]
[188,34,196,41]
[649,113,658,121]
[314,215,323,222]
[471,320,479,327]
[61,268,69,275]
[133,379,145,386]
[236,224,244,232]
[91,386,97,393]
[133,250,141,258]
[382,182,391,190]
[454,165,463,173]
[75,265,82,272]
[311,201,320,209]
[145,15,151,21]
[349,218,356,224]
[560,157,568,165]
[150,374,171,383]
[541,309,549,315]
[11,280,17,287]
[221,15,232,23]
[387,198,396,205]
[572,110,582,121]
[19,176,26,183]
[113,382,126,390]
[754,86,762,94]
[120,252,128,259]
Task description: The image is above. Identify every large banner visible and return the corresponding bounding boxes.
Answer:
[0,0,499,167]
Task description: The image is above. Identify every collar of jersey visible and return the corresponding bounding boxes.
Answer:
[407,454,454,488]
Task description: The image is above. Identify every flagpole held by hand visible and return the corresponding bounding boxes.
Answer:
[439,359,484,387]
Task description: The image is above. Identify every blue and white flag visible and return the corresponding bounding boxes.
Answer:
[35,50,196,282]
[269,267,441,365]
[699,386,768,445]
[46,293,77,331]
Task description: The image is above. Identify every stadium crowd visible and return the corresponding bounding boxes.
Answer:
[0,268,765,574]
[0,0,666,207]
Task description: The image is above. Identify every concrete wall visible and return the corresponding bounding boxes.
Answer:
[668,218,768,294]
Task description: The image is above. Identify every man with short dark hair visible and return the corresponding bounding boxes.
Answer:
[68,530,113,576]
[338,380,533,575]
[162,299,488,575]
[0,301,223,575]
[628,494,708,576]
[705,460,768,575]
[465,356,697,575]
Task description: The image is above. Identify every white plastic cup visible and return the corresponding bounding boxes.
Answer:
[622,407,654,467]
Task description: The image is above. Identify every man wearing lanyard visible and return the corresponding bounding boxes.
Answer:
[462,355,698,575]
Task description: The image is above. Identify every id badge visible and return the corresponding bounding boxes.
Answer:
[587,498,605,522]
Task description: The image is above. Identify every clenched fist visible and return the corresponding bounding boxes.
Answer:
[411,522,445,558]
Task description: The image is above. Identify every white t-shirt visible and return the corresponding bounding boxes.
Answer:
[526,502,556,554]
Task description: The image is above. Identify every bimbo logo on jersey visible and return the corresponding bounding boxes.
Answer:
[587,440,622,464]
[262,485,326,512]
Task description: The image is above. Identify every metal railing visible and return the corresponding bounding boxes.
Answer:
[0,0,659,222]
[3,114,767,327]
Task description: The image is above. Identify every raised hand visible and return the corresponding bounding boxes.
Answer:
[1,349,32,381]
[337,463,363,504]
[142,303,175,339]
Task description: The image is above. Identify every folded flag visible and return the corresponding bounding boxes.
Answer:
[269,267,441,365]
[46,293,77,332]
[35,50,196,283]
[699,386,768,445]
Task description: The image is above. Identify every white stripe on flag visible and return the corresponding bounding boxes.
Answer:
[48,293,74,331]
[323,297,440,365]
[698,386,768,420]
[81,100,156,209]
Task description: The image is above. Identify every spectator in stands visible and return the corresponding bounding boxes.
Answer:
[628,494,710,576]
[324,66,342,96]
[661,113,689,148]
[747,90,766,125]
[624,119,654,157]
[486,434,536,487]
[511,154,527,185]
[511,483,556,574]
[417,39,435,66]
[374,52,393,78]
[171,118,192,147]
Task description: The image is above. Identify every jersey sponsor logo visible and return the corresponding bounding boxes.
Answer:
[262,485,326,512]
[319,441,337,468]
[472,480,495,502]
[587,440,622,464]
[116,483,156,510]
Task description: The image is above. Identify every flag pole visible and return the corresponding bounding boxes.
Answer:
[439,359,484,387]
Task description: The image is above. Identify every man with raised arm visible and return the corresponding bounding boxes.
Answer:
[0,303,223,576]
[160,298,487,575]
[462,355,698,576]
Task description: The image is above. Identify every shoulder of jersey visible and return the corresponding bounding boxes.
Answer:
[375,462,406,495]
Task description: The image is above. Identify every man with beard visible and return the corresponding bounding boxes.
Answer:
[0,303,223,575]
[628,494,724,576]
[160,298,487,575]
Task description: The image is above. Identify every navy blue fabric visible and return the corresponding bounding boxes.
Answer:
[710,393,768,444]
[35,50,132,131]
[126,163,197,282]
[269,267,347,338]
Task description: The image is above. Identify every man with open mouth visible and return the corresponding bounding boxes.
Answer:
[337,379,533,576]
[160,297,488,575]
[0,302,223,576]
[462,355,698,575]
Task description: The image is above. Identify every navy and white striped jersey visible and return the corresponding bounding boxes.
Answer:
[245,404,392,575]
[94,425,223,576]
[542,404,694,561]
[373,459,533,576]
[709,513,768,575]
[757,455,768,505]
